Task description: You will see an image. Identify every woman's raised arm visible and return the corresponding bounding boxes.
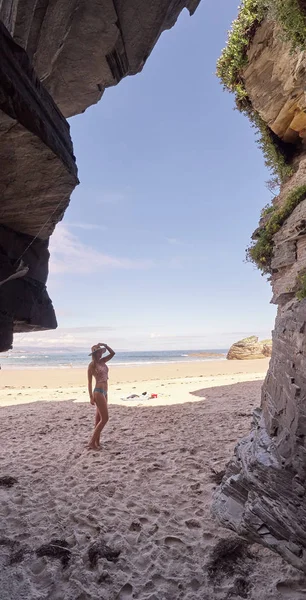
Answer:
[100,343,115,362]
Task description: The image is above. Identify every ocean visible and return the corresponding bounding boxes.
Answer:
[0,349,227,369]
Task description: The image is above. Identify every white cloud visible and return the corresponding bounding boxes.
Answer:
[49,224,154,274]
[98,192,125,205]
[166,237,181,245]
[165,237,190,248]
[13,326,274,352]
[68,222,107,232]
[13,326,118,350]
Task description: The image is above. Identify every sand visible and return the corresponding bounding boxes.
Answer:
[1,358,306,599]
[0,358,271,408]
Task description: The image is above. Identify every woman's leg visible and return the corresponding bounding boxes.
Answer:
[95,391,108,443]
[95,388,107,430]
[95,409,101,427]
[88,392,109,449]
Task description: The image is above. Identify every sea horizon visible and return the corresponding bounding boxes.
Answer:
[0,348,228,369]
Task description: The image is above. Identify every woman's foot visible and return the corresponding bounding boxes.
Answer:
[87,442,101,451]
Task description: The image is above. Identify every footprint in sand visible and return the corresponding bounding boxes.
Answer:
[129,521,141,532]
[148,523,158,536]
[164,536,184,547]
[276,582,306,598]
[190,578,201,591]
[190,482,201,491]
[30,558,47,575]
[202,531,214,541]
[118,583,133,598]
[144,580,155,591]
[152,574,165,585]
[185,518,201,529]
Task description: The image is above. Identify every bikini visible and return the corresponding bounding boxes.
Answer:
[94,387,108,396]
[93,361,109,396]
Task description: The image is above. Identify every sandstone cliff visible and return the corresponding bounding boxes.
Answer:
[0,1,200,351]
[213,2,306,572]
[227,336,272,360]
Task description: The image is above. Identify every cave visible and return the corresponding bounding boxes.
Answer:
[3,0,306,580]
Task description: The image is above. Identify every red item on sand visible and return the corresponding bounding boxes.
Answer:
[151,393,158,398]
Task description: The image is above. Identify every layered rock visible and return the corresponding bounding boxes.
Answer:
[0,1,201,350]
[0,225,58,352]
[0,0,200,117]
[243,20,306,145]
[227,336,272,360]
[0,21,78,351]
[213,12,306,572]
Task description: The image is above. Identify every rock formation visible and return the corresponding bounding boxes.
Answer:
[213,4,306,572]
[0,0,200,118]
[0,0,201,351]
[227,336,272,360]
[0,21,78,351]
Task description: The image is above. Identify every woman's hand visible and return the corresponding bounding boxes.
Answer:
[90,396,95,405]
[102,344,115,362]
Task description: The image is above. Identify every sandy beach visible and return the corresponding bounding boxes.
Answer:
[1,358,306,599]
[0,358,270,407]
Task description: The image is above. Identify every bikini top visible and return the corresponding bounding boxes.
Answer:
[93,360,109,384]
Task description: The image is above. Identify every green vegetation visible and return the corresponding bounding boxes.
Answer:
[216,0,306,183]
[250,112,294,182]
[246,185,306,273]
[260,203,275,218]
[216,0,264,99]
[217,0,306,94]
[217,1,306,273]
[296,273,306,300]
[259,0,306,50]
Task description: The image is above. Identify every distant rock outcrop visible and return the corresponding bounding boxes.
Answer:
[227,337,272,360]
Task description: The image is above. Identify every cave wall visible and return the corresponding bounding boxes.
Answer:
[213,17,306,571]
[0,0,200,117]
[0,225,58,352]
[0,20,78,350]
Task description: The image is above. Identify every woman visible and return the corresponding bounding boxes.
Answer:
[87,342,115,450]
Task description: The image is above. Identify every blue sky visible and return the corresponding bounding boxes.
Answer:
[17,0,276,351]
